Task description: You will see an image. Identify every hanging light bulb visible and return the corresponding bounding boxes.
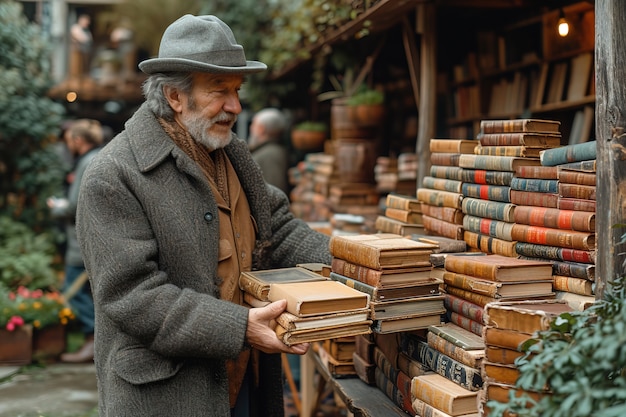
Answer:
[558,9,569,37]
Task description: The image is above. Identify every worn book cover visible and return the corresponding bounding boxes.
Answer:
[510,223,596,251]
[482,326,533,351]
[316,344,357,377]
[330,257,432,287]
[329,233,437,270]
[444,254,553,282]
[385,193,421,211]
[428,323,485,350]
[443,271,554,299]
[480,118,561,134]
[352,351,376,385]
[427,330,484,369]
[430,138,479,154]
[512,205,595,232]
[371,313,442,334]
[384,207,423,224]
[275,308,370,331]
[411,373,479,416]
[484,300,573,333]
[369,293,446,320]
[411,397,480,417]
[330,272,441,302]
[239,266,328,301]
[375,215,426,236]
[268,280,370,317]
[482,361,520,385]
[275,321,372,346]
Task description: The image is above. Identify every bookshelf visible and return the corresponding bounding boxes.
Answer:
[444,2,595,142]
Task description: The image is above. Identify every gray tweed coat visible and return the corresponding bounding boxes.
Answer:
[76,103,331,417]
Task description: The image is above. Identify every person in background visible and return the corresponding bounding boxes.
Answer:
[75,14,331,417]
[48,118,103,363]
[70,13,93,78]
[248,108,289,194]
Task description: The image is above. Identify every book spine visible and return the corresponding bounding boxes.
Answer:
[386,194,418,211]
[422,176,463,193]
[514,165,559,179]
[475,145,539,158]
[480,119,558,134]
[447,311,484,337]
[463,215,514,240]
[429,165,464,181]
[462,197,515,222]
[551,260,595,280]
[430,139,476,154]
[427,331,482,369]
[420,203,464,224]
[459,154,517,171]
[411,397,456,417]
[444,293,485,324]
[483,327,533,351]
[512,206,595,232]
[510,177,559,193]
[445,285,498,308]
[553,275,594,296]
[412,339,483,391]
[539,141,597,166]
[557,197,596,212]
[510,224,595,251]
[329,272,377,298]
[515,242,596,264]
[417,188,463,209]
[461,183,511,203]
[484,306,551,333]
[460,169,514,185]
[385,207,423,224]
[328,238,381,270]
[510,190,559,208]
[239,275,268,301]
[557,170,596,186]
[373,348,414,414]
[485,345,524,364]
[331,258,382,287]
[463,231,518,257]
[558,160,597,172]
[430,152,461,167]
[558,183,597,200]
[478,132,561,147]
[411,377,456,415]
[483,362,520,385]
[422,215,464,240]
[443,271,499,298]
[374,368,407,412]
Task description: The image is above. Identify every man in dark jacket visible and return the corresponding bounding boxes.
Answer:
[75,14,331,417]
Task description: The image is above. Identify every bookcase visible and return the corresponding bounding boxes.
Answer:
[445,2,595,143]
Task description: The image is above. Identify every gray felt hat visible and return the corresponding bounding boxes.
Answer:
[138,14,267,75]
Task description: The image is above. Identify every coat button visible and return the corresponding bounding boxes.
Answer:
[204,212,213,222]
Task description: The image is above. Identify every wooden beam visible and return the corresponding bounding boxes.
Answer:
[402,16,420,109]
[595,0,626,298]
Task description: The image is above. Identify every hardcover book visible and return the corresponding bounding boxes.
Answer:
[430,138,479,154]
[397,351,432,378]
[461,183,511,203]
[463,230,519,258]
[477,132,561,147]
[444,254,553,282]
[482,361,520,385]
[510,223,596,251]
[420,204,465,225]
[539,141,596,166]
[482,326,533,351]
[330,257,432,287]
[427,330,484,369]
[384,207,423,224]
[444,293,485,324]
[275,321,372,346]
[275,308,371,332]
[369,294,446,320]
[462,215,514,241]
[430,165,464,181]
[557,197,596,212]
[422,215,464,240]
[480,118,561,134]
[460,169,514,186]
[427,322,485,351]
[329,271,441,301]
[484,300,573,334]
[514,242,596,264]
[411,234,468,253]
[411,397,480,417]
[557,169,596,186]
[443,271,554,299]
[371,313,443,334]
[316,343,357,377]
[510,177,559,193]
[514,165,559,179]
[386,193,421,211]
[510,189,559,208]
[411,373,479,416]
[267,280,370,317]
[417,188,464,209]
[461,198,515,222]
[474,144,543,158]
[512,206,595,232]
[422,176,463,194]
[553,275,594,296]
[375,215,426,236]
[328,233,438,270]
[485,345,524,365]
[239,266,328,301]
[447,311,484,337]
[458,154,542,172]
[353,351,376,385]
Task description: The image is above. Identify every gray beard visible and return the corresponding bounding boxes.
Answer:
[184,111,237,150]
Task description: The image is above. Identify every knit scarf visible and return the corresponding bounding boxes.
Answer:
[158,117,229,205]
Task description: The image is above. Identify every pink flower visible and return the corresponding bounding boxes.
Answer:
[5,315,25,331]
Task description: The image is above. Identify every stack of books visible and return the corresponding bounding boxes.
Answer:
[314,336,359,378]
[239,266,372,346]
[375,193,425,236]
[396,152,418,196]
[441,254,555,337]
[417,138,476,240]
[374,153,418,195]
[480,300,573,415]
[288,153,333,222]
[328,233,445,334]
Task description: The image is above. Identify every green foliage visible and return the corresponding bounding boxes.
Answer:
[293,121,327,132]
[346,86,384,106]
[0,0,66,230]
[487,229,626,417]
[0,216,58,291]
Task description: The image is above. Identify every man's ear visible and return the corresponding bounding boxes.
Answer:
[163,85,184,114]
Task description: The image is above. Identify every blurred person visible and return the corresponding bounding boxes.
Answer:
[48,118,104,363]
[70,13,93,78]
[75,14,331,417]
[248,108,289,193]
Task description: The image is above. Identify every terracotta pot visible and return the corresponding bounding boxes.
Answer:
[0,324,33,366]
[291,129,326,151]
[330,99,382,140]
[32,324,67,362]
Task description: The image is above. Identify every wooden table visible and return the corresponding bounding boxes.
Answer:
[300,350,408,417]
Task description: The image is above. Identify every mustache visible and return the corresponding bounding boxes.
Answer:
[212,112,237,125]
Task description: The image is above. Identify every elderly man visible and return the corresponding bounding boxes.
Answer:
[75,15,331,417]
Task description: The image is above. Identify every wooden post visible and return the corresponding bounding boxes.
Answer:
[595,0,626,298]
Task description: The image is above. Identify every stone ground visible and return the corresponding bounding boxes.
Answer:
[0,363,98,417]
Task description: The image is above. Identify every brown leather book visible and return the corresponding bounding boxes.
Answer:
[444,254,553,282]
[239,266,328,301]
[484,300,573,333]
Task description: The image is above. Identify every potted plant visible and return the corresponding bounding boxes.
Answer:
[291,121,328,152]
[346,86,385,126]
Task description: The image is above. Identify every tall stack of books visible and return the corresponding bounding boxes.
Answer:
[239,267,373,346]
[512,141,597,311]
[417,138,475,240]
[288,153,334,221]
[375,193,425,236]
[458,119,561,257]
[374,153,418,196]
[480,300,573,416]
[328,233,444,334]
[441,254,555,337]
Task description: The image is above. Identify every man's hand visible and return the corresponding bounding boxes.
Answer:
[246,299,309,355]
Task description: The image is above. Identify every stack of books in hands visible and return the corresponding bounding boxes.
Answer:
[328,233,445,334]
[480,300,573,415]
[239,266,372,346]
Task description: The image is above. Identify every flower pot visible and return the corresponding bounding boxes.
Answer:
[291,129,326,151]
[32,324,66,363]
[330,99,381,140]
[0,324,33,366]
